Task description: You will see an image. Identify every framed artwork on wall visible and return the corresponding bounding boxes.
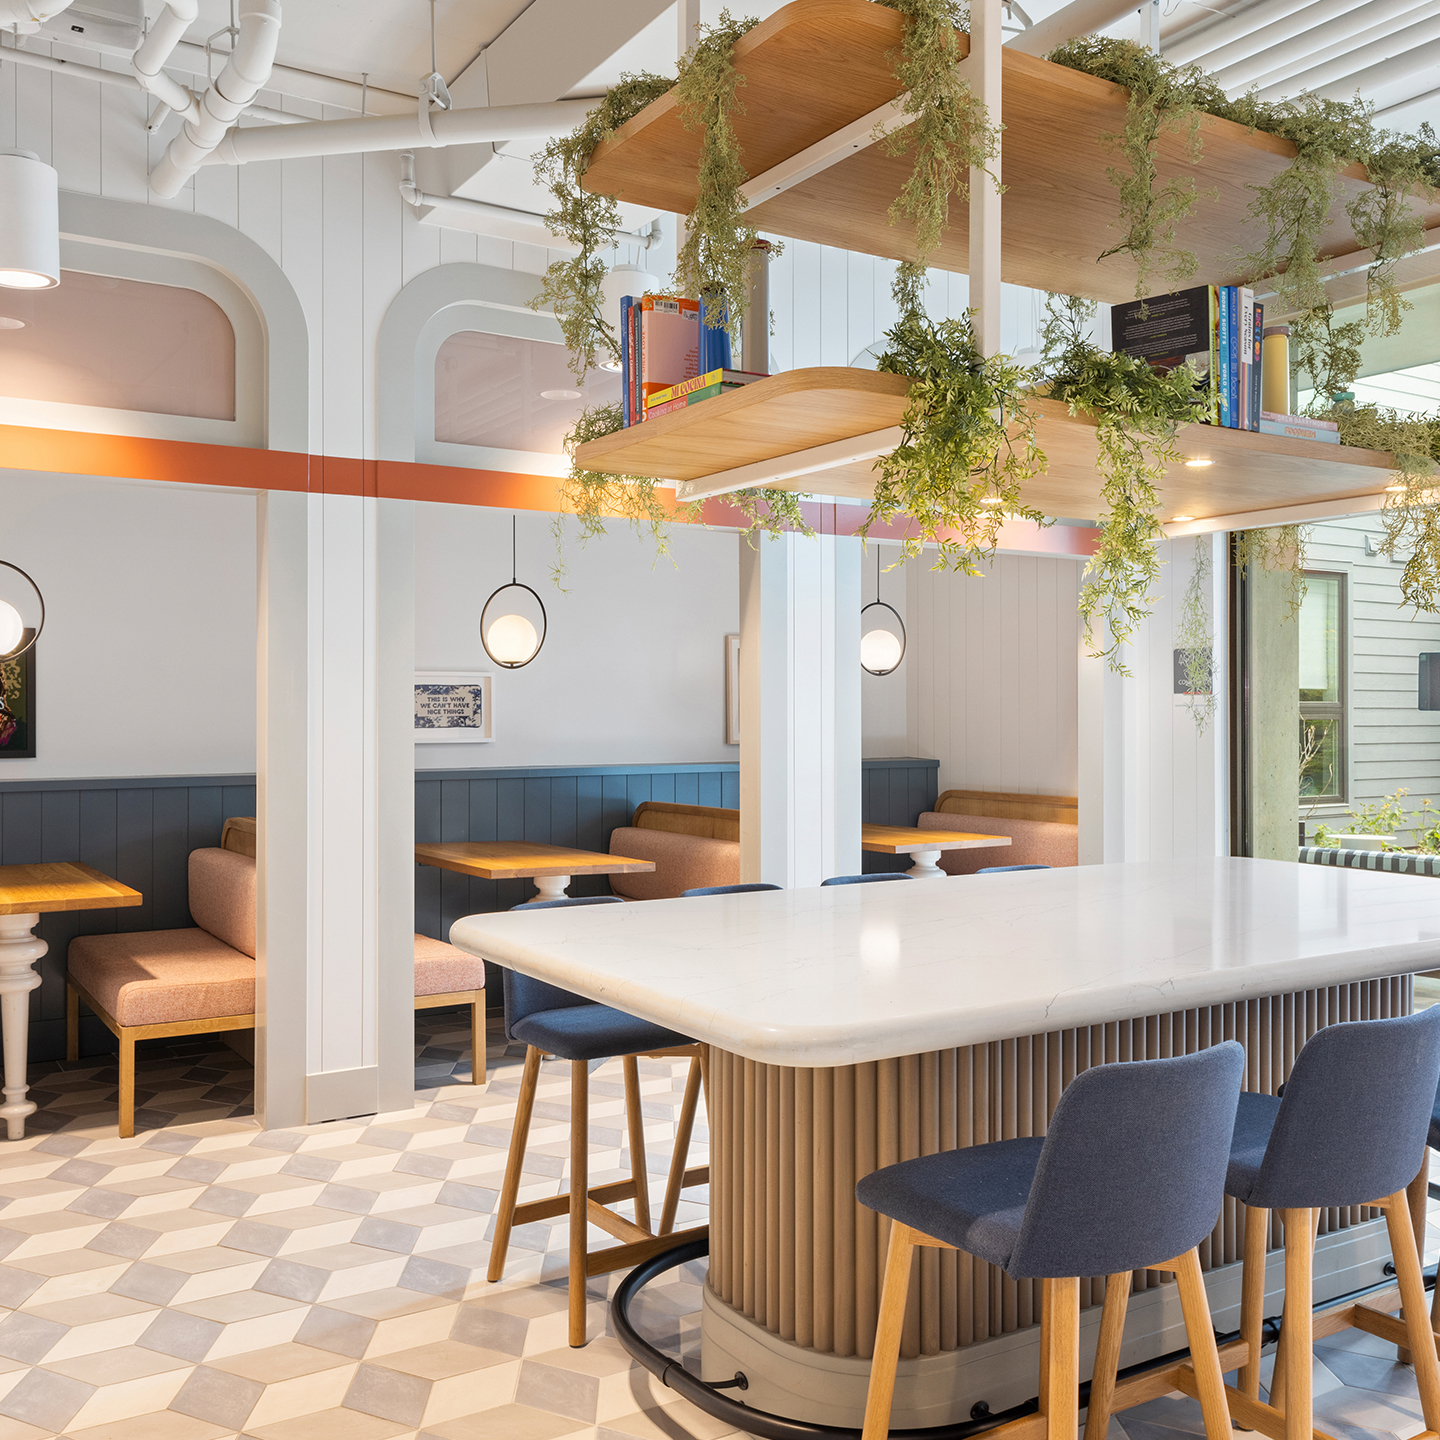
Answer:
[0,639,35,759]
[725,634,740,746]
[414,671,494,744]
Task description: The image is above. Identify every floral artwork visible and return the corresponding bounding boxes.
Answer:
[0,646,34,758]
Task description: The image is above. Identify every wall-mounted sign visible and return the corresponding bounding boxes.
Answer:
[414,671,494,744]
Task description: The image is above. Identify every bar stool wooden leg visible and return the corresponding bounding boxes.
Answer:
[65,984,79,1062]
[569,1058,590,1347]
[1048,1276,1081,1440]
[1239,1205,1268,1403]
[660,1054,703,1236]
[1382,1189,1440,1431]
[470,999,485,1087]
[861,1220,917,1440]
[1278,1208,1316,1440]
[486,1045,541,1284]
[622,1055,652,1235]
[1173,1248,1234,1440]
[1083,1271,1131,1440]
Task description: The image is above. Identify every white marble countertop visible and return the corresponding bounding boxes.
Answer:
[448,858,1440,1067]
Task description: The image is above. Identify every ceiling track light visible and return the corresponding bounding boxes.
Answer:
[480,516,547,670]
[0,151,60,291]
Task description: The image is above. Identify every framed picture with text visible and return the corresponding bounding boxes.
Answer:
[414,671,494,744]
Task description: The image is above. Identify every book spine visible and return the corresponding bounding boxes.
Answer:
[1208,286,1220,425]
[631,303,642,424]
[646,395,690,419]
[1250,301,1263,432]
[1259,420,1341,443]
[1230,287,1241,428]
[648,368,722,408]
[1239,289,1253,431]
[1216,288,1229,427]
[620,297,632,428]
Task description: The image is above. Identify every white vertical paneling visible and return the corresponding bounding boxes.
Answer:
[363,152,404,462]
[791,240,822,370]
[818,242,848,366]
[237,158,284,270]
[767,230,794,374]
[50,45,100,196]
[847,250,875,362]
[98,56,148,201]
[15,60,52,163]
[282,151,325,451]
[193,151,239,231]
[321,145,365,459]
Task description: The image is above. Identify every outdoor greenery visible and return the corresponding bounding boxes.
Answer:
[1175,539,1215,732]
[1039,294,1201,673]
[1312,788,1440,855]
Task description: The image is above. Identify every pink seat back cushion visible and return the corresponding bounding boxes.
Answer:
[189,848,257,958]
[918,812,1078,876]
[608,827,740,900]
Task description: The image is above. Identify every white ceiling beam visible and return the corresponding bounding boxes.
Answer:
[674,429,905,503]
[1316,31,1440,98]
[1244,7,1440,98]
[1163,492,1389,537]
[1005,0,1154,54]
[1164,0,1334,65]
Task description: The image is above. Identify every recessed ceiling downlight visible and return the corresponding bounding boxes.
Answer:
[1183,458,1213,468]
[0,317,23,330]
[0,151,60,291]
[539,388,582,401]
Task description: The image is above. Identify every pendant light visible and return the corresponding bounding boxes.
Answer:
[481,516,547,669]
[0,562,45,660]
[860,547,905,677]
[0,151,61,291]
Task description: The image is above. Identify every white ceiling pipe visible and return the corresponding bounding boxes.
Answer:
[1166,0,1349,64]
[165,43,415,114]
[1005,0,1150,55]
[149,0,280,197]
[0,38,298,124]
[198,97,595,167]
[1181,0,1375,73]
[131,0,200,125]
[1234,0,1440,94]
[1214,0,1437,89]
[1251,5,1440,95]
[0,0,73,25]
[1316,32,1440,97]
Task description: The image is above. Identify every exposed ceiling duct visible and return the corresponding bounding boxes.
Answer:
[0,0,75,27]
[143,0,282,197]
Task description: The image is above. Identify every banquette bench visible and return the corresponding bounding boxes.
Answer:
[918,789,1078,874]
[607,801,740,899]
[66,816,486,1138]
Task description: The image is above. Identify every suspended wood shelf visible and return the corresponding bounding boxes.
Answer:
[572,368,1398,524]
[582,0,1440,304]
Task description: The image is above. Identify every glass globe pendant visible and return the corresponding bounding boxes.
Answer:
[480,517,547,670]
[860,546,905,677]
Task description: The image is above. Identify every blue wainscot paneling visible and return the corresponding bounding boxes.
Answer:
[0,774,258,1061]
[861,757,941,874]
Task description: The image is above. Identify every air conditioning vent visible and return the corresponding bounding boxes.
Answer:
[36,0,142,55]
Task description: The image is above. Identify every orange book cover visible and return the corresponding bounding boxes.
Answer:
[638,297,699,420]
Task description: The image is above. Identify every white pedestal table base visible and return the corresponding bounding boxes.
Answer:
[0,913,45,1140]
[532,875,572,901]
[905,848,946,878]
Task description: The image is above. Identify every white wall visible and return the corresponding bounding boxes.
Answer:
[413,505,739,768]
[860,540,911,757]
[0,471,257,779]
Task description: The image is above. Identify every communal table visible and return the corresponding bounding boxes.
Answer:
[414,840,655,901]
[0,863,142,1140]
[860,822,1011,877]
[451,859,1440,1429]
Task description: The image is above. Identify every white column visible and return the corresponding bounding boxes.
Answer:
[738,532,862,887]
[969,0,1002,357]
[256,491,414,1129]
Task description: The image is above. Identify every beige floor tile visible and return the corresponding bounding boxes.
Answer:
[175,1290,303,1324]
[209,1342,352,1384]
[371,1339,515,1381]
[23,1259,132,1307]
[43,1343,190,1386]
[61,1365,195,1431]
[128,1213,236,1258]
[0,1415,56,1440]
[598,1399,739,1440]
[0,1178,85,1215]
[169,1259,271,1307]
[41,1307,157,1361]
[363,1303,457,1358]
[198,1306,309,1361]
[331,1289,450,1322]
[420,1363,523,1426]
[240,1361,359,1429]
[65,1408,233,1440]
[422,1405,594,1440]
[528,1339,637,1381]
[244,1405,416,1439]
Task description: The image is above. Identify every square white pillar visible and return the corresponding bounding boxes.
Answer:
[738,531,862,887]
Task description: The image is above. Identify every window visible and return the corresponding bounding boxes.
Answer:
[1299,571,1345,803]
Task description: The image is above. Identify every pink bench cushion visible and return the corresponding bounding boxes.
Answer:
[189,848,256,958]
[68,928,255,1028]
[415,934,485,996]
[608,826,740,900]
[918,811,1079,876]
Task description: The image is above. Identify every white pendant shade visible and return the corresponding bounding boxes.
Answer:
[599,262,662,341]
[486,612,540,667]
[860,628,903,674]
[0,152,60,291]
[0,601,23,656]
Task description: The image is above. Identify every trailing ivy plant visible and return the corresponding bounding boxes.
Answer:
[1040,294,1202,673]
[1234,524,1307,616]
[865,269,1048,571]
[1175,538,1215,733]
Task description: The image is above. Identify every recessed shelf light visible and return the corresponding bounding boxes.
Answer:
[979,496,1004,506]
[1183,459,1213,468]
[539,388,582,401]
[1385,484,1406,492]
[1171,515,1196,522]
[0,317,22,330]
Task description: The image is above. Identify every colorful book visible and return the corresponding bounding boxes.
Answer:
[645,382,746,418]
[645,368,767,409]
[1110,284,1219,423]
[637,296,700,420]
[1261,410,1338,429]
[620,296,633,429]
[698,294,732,375]
[1217,286,1233,428]
[1259,417,1340,443]
[1238,288,1253,431]
[1249,301,1263,432]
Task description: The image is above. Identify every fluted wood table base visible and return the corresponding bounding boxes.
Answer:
[698,978,1411,1428]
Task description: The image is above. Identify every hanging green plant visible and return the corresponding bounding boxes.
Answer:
[865,276,1048,572]
[874,0,1001,274]
[532,73,676,381]
[1040,293,1202,673]
[1233,524,1307,616]
[671,11,766,346]
[1175,538,1216,733]
[1047,37,1220,296]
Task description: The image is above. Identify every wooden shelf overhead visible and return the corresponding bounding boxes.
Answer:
[582,0,1440,304]
[572,367,1397,526]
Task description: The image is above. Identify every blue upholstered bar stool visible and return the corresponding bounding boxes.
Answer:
[681,883,782,897]
[857,1044,1245,1440]
[978,864,1052,874]
[821,872,913,886]
[486,896,709,1346]
[1220,1011,1440,1440]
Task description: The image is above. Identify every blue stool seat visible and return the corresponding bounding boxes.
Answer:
[1428,1076,1440,1151]
[511,1004,692,1062]
[681,883,782,897]
[821,872,912,886]
[977,864,1051,874]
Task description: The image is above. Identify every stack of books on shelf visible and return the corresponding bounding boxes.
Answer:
[619,293,766,426]
[1111,284,1264,430]
[1259,411,1339,444]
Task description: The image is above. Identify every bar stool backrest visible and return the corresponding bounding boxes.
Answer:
[1249,1009,1440,1210]
[1008,1042,1245,1279]
[820,873,913,886]
[682,883,783,897]
[500,895,626,1041]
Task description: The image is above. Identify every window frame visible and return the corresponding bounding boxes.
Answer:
[1299,568,1348,806]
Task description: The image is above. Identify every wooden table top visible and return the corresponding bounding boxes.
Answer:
[0,863,144,916]
[414,841,657,882]
[860,824,1013,856]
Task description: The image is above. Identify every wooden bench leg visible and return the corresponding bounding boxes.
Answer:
[622,1055,652,1235]
[486,1045,541,1284]
[65,985,79,1063]
[1084,1271,1131,1440]
[1238,1205,1268,1404]
[1383,1189,1440,1433]
[117,1030,136,1139]
[470,998,485,1086]
[1173,1248,1234,1440]
[863,1221,917,1440]
[569,1057,589,1347]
